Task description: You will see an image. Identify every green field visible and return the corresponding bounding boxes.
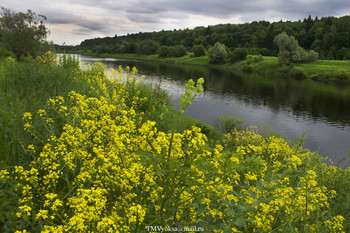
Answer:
[91,52,350,81]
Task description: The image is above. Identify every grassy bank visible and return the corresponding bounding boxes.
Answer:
[89,51,350,82]
[1,53,350,232]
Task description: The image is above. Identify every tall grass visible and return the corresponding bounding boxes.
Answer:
[0,55,89,166]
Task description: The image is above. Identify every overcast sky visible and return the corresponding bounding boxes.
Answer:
[2,0,350,45]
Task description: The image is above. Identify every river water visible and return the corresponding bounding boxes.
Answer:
[79,55,350,166]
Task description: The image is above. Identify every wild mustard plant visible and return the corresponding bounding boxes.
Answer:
[0,55,346,232]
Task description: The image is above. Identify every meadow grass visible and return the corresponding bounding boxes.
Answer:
[96,52,350,81]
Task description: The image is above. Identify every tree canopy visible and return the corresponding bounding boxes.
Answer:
[65,15,350,61]
[0,6,49,59]
[274,32,318,64]
[208,42,228,64]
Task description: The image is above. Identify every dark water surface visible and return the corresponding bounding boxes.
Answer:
[79,55,350,166]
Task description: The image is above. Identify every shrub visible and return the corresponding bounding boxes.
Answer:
[259,48,272,56]
[231,47,248,62]
[159,46,170,57]
[242,64,253,72]
[137,40,160,55]
[0,47,16,60]
[208,42,228,64]
[302,50,319,63]
[192,44,206,57]
[289,67,307,80]
[159,45,186,57]
[121,42,138,54]
[246,55,263,65]
[336,69,350,80]
[169,45,187,57]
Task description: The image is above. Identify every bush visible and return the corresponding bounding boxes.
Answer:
[242,64,253,72]
[121,42,138,54]
[137,40,160,55]
[158,45,187,57]
[158,46,170,57]
[231,47,248,62]
[302,50,319,63]
[246,55,263,65]
[192,44,206,57]
[208,42,228,64]
[289,67,307,80]
[0,47,16,60]
[259,48,272,56]
[169,45,187,57]
[336,69,350,80]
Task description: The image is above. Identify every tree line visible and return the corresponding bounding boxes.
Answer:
[65,15,350,61]
[1,5,349,63]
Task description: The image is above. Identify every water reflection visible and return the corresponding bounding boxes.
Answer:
[79,55,350,165]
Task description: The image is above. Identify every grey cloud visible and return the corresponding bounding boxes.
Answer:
[138,0,350,20]
[2,0,350,45]
[126,5,167,14]
[44,0,350,28]
[46,10,113,34]
[126,13,163,24]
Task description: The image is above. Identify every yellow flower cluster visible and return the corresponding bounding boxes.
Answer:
[5,56,15,62]
[4,62,345,232]
[36,51,57,65]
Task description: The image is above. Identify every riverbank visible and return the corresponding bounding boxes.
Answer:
[81,51,350,82]
[1,54,350,232]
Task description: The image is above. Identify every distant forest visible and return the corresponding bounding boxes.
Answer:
[60,15,350,60]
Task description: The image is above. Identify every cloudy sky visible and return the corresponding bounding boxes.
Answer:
[2,0,350,45]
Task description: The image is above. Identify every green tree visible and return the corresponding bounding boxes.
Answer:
[231,47,248,62]
[159,46,170,57]
[208,42,228,64]
[169,45,187,57]
[192,44,205,57]
[137,40,159,55]
[0,6,49,59]
[274,32,318,64]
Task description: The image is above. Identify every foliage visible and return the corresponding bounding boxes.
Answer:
[0,47,16,60]
[137,40,160,55]
[159,45,187,57]
[231,47,248,62]
[0,55,349,232]
[0,6,49,59]
[57,54,80,69]
[158,46,170,57]
[246,55,263,65]
[274,32,318,65]
[289,67,307,80]
[192,44,206,57]
[208,42,228,64]
[169,45,187,57]
[63,15,350,61]
[121,42,138,54]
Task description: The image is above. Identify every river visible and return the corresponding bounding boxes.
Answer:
[78,55,350,166]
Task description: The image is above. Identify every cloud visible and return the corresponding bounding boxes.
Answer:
[1,0,350,45]
[48,14,107,33]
